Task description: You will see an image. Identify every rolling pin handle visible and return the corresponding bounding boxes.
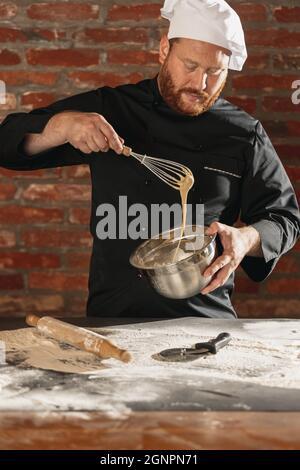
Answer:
[119,350,132,364]
[25,314,40,327]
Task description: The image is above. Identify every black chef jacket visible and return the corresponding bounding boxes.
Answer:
[0,76,299,319]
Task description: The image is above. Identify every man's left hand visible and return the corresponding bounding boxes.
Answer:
[201,222,262,295]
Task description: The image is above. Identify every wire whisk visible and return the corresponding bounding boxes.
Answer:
[121,145,194,190]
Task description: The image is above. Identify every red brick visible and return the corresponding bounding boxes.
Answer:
[0,294,64,315]
[107,49,159,65]
[233,3,267,22]
[0,92,17,112]
[232,298,300,318]
[69,208,90,225]
[27,3,99,21]
[0,93,16,111]
[68,71,143,88]
[262,96,300,113]
[225,96,256,114]
[22,183,91,202]
[0,168,62,178]
[273,53,300,71]
[65,165,91,179]
[21,92,56,110]
[235,277,260,294]
[0,230,16,248]
[266,279,300,294]
[29,272,88,291]
[287,121,300,137]
[0,94,17,112]
[246,29,300,48]
[0,27,27,42]
[32,29,67,41]
[65,294,87,315]
[261,121,288,138]
[274,145,300,160]
[232,75,298,91]
[52,168,64,178]
[26,48,99,67]
[107,4,161,21]
[65,252,90,269]
[74,27,148,44]
[0,3,17,19]
[285,166,300,183]
[294,240,300,251]
[0,168,45,178]
[21,230,92,248]
[273,7,300,23]
[0,273,24,290]
[0,71,57,86]
[274,255,299,273]
[0,183,16,200]
[245,53,269,70]
[0,49,21,65]
[0,252,60,269]
[0,206,63,224]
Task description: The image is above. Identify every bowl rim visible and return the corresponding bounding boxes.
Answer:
[129,224,216,270]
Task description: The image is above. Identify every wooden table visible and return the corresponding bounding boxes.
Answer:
[0,316,300,450]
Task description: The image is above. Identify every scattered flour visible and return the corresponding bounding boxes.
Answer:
[0,328,106,374]
[0,318,299,413]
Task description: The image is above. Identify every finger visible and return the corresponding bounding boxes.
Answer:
[203,254,232,277]
[85,135,101,153]
[206,221,222,235]
[96,118,123,154]
[201,265,232,295]
[77,142,93,154]
[91,133,109,152]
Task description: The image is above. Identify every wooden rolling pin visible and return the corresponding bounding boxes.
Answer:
[26,314,132,363]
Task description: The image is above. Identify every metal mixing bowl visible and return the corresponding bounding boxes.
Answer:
[129,225,217,299]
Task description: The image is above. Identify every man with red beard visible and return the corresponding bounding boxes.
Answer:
[0,1,299,319]
[158,37,229,117]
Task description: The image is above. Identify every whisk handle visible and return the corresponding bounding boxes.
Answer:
[122,145,132,157]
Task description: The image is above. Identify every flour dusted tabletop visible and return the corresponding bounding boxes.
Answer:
[0,317,299,414]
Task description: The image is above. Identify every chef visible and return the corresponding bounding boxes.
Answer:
[0,0,299,319]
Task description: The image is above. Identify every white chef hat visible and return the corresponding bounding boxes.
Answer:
[161,0,247,71]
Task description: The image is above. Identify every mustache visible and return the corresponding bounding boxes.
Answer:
[180,89,209,99]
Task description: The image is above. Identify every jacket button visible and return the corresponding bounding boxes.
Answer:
[145,179,151,185]
[137,273,143,279]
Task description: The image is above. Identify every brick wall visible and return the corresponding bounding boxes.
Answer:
[0,0,299,318]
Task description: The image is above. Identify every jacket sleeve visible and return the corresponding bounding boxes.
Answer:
[240,121,300,282]
[0,88,103,170]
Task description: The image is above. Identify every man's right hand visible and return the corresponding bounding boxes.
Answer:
[23,111,124,156]
[50,111,124,155]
